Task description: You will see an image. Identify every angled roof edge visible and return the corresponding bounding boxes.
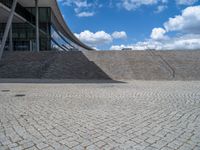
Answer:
[52,0,93,50]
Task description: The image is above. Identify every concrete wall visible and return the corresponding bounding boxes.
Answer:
[0,50,200,80]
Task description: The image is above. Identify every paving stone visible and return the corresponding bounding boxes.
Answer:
[21,142,35,149]
[8,143,18,149]
[0,81,200,150]
[36,142,49,149]
[179,143,193,150]
[94,140,106,148]
[160,147,173,150]
[64,141,80,148]
[10,146,23,150]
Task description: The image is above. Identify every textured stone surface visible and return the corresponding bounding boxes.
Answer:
[84,50,200,80]
[0,52,111,80]
[0,80,200,150]
[1,50,200,80]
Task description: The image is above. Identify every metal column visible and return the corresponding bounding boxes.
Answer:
[0,0,18,60]
[35,0,40,52]
[9,24,13,51]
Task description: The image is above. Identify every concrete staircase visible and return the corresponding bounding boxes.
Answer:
[84,51,171,80]
[43,52,111,79]
[0,51,111,79]
[0,52,55,78]
[0,50,200,80]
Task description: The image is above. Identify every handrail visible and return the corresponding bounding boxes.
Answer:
[147,49,175,78]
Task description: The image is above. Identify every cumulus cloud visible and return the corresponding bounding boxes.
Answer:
[112,31,127,39]
[75,30,127,46]
[111,5,200,51]
[151,28,168,40]
[75,30,113,46]
[110,45,133,50]
[164,5,200,33]
[110,41,158,50]
[161,34,200,50]
[110,40,161,50]
[176,0,198,5]
[111,34,200,50]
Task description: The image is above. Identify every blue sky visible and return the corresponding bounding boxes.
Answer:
[57,0,200,50]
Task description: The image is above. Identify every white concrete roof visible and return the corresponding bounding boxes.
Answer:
[17,0,93,50]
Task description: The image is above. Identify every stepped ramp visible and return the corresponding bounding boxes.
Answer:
[84,51,171,80]
[0,50,200,80]
[0,51,111,79]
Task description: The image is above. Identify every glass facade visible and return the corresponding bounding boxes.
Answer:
[0,0,91,51]
[0,0,51,51]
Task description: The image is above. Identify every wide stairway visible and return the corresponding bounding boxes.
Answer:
[0,50,200,80]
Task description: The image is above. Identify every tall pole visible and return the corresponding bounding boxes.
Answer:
[9,24,13,51]
[35,0,39,52]
[0,0,18,60]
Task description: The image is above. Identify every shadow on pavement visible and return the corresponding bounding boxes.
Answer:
[0,79,125,84]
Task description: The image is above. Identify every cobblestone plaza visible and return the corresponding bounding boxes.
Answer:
[0,80,200,150]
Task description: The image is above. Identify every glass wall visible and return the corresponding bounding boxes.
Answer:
[0,0,88,51]
[0,0,36,24]
[26,7,51,51]
[0,0,51,51]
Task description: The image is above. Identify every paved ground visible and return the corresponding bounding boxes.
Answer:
[0,80,200,150]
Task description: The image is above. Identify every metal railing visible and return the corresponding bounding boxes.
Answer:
[147,49,175,78]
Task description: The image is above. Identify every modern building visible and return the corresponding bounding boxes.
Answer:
[0,0,93,59]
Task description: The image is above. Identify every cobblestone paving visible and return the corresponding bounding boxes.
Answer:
[0,81,200,150]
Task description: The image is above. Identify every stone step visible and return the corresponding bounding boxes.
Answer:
[0,50,200,80]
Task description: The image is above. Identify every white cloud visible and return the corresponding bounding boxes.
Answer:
[151,28,167,40]
[74,1,91,8]
[110,41,159,50]
[162,34,200,50]
[76,12,95,17]
[75,30,127,47]
[119,0,157,11]
[110,45,126,50]
[111,5,200,51]
[154,5,167,13]
[164,5,200,33]
[176,0,198,5]
[59,0,99,17]
[110,34,200,50]
[118,0,168,11]
[112,31,127,39]
[75,30,113,46]
[60,0,91,8]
